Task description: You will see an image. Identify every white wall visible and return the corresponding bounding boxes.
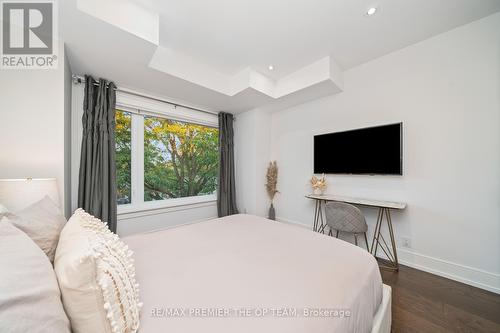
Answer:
[117,202,217,236]
[64,47,73,218]
[0,44,69,213]
[234,109,271,216]
[236,13,500,293]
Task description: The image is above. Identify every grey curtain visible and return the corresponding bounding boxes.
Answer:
[78,75,118,232]
[217,112,239,217]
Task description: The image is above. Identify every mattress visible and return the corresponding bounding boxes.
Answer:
[123,214,383,333]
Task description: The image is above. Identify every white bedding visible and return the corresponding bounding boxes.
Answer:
[124,214,383,333]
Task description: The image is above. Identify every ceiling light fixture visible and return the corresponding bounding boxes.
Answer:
[268,65,274,71]
[366,7,378,16]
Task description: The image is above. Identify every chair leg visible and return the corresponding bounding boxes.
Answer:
[364,233,369,251]
[336,230,339,238]
[354,234,358,246]
[328,229,333,236]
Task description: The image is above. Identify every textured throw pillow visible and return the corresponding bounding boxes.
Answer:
[1,196,66,263]
[55,209,141,333]
[0,221,71,333]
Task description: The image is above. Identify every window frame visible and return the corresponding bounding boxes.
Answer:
[115,92,219,217]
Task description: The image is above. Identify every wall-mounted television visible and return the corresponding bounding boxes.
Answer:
[313,123,403,175]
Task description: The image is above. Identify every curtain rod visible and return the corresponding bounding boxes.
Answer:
[71,74,219,117]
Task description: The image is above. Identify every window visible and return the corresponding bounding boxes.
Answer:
[144,116,219,201]
[114,103,219,213]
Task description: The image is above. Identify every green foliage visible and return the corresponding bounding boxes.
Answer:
[144,117,219,201]
[115,110,219,204]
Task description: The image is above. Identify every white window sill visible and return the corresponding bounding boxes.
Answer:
[117,194,217,220]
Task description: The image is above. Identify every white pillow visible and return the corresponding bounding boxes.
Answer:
[0,221,71,333]
[0,203,9,221]
[54,209,141,333]
[1,196,66,263]
[0,203,8,214]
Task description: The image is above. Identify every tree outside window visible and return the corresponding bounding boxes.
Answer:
[144,116,218,201]
[115,110,218,206]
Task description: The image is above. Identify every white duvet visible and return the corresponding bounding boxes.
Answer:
[124,214,382,333]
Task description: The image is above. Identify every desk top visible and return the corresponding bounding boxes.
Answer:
[305,194,406,210]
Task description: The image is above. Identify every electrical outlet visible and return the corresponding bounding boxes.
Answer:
[401,237,412,249]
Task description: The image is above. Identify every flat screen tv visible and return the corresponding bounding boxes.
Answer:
[314,123,403,175]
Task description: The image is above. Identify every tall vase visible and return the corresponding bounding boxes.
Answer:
[268,203,276,220]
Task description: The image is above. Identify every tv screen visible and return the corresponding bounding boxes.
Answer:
[314,123,403,175]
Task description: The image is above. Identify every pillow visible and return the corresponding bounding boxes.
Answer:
[0,203,9,221]
[0,221,71,333]
[1,196,66,263]
[55,209,141,333]
[0,203,8,214]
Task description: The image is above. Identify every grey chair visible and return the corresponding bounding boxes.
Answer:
[324,202,369,250]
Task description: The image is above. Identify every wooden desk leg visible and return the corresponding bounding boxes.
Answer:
[371,207,399,271]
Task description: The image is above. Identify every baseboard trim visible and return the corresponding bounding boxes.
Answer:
[397,249,500,294]
[277,216,311,229]
[277,216,500,294]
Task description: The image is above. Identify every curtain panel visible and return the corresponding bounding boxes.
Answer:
[217,112,239,217]
[77,75,118,232]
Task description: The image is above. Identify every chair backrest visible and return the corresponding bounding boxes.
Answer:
[325,202,367,233]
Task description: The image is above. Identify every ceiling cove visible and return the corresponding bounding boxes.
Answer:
[72,0,344,112]
[66,0,500,113]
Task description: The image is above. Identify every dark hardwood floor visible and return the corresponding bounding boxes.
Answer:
[380,264,500,333]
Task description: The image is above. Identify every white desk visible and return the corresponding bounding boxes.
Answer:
[306,194,406,270]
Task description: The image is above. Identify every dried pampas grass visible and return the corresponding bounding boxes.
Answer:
[266,161,279,202]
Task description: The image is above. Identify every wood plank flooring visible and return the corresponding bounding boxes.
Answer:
[380,264,500,333]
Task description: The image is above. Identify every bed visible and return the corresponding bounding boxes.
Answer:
[124,214,391,333]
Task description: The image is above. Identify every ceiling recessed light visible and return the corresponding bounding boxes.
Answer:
[366,7,377,16]
[268,65,274,71]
